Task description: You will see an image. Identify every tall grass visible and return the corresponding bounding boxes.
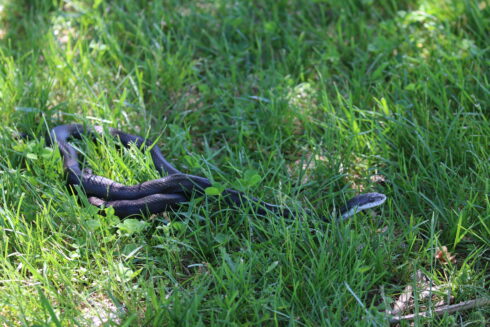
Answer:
[0,0,488,325]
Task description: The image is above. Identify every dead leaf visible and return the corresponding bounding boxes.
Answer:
[435,246,456,264]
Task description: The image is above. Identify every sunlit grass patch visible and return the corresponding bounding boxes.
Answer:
[0,0,488,325]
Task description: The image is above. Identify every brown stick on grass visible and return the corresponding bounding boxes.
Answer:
[389,298,490,324]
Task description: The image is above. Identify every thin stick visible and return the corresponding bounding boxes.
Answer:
[389,298,490,324]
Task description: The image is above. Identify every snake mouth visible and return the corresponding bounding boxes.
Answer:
[339,192,387,220]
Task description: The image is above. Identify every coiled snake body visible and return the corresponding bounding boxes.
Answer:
[50,124,386,219]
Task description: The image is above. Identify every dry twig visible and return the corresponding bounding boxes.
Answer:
[388,298,490,324]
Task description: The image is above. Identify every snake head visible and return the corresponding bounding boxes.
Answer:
[339,192,387,220]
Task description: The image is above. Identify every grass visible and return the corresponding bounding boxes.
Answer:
[0,0,488,325]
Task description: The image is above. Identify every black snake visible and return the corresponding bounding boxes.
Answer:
[48,124,386,219]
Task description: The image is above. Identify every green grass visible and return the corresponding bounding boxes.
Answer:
[0,0,489,325]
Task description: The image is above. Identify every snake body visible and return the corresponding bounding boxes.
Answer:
[50,124,386,218]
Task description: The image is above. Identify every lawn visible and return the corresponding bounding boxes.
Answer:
[0,0,489,326]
